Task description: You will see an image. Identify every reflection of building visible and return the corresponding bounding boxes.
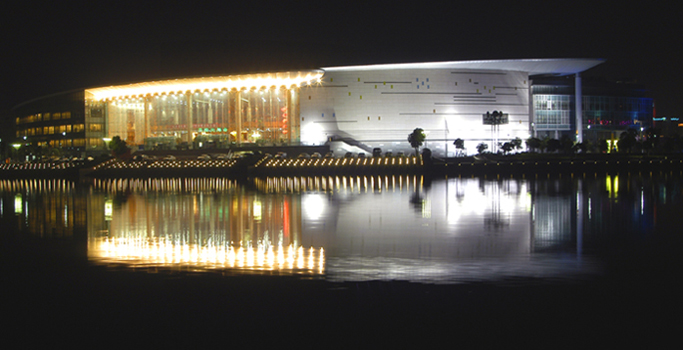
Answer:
[4,176,638,283]
[86,178,323,274]
[0,179,86,239]
[11,59,621,158]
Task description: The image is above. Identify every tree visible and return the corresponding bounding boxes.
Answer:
[501,142,514,155]
[453,138,465,157]
[511,137,523,152]
[109,136,131,159]
[526,137,542,153]
[572,142,588,154]
[408,128,426,157]
[617,130,637,153]
[560,135,574,154]
[476,142,488,154]
[598,139,609,153]
[546,138,561,153]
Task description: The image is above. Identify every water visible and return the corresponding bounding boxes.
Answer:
[2,173,681,346]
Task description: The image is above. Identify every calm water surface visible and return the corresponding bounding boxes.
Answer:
[3,172,680,285]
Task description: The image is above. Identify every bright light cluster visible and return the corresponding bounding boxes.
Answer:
[86,70,324,101]
[253,175,423,194]
[89,237,325,275]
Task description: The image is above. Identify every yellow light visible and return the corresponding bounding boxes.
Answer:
[86,70,324,101]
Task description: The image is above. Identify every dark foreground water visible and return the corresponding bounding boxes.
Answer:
[1,173,681,346]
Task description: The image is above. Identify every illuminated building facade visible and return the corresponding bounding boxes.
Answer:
[531,76,654,144]
[11,90,87,160]
[85,71,322,152]
[11,59,626,158]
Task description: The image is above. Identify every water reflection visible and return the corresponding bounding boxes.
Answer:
[88,178,323,276]
[0,179,84,239]
[3,172,680,284]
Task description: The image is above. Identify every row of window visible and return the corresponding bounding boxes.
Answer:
[16,112,72,124]
[34,139,86,148]
[534,95,571,111]
[534,95,653,113]
[535,110,571,129]
[582,96,652,113]
[16,124,85,137]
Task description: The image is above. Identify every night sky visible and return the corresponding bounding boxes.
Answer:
[2,1,679,116]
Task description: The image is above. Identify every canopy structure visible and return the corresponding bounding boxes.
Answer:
[86,70,324,101]
[323,58,604,76]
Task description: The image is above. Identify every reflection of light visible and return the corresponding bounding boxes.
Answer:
[14,194,22,214]
[641,190,644,216]
[253,200,262,222]
[606,175,618,198]
[445,178,529,226]
[422,197,431,218]
[104,199,113,220]
[303,194,325,221]
[89,237,324,275]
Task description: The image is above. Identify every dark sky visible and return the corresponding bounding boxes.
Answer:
[2,1,679,116]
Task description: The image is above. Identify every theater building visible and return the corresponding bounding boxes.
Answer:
[11,58,649,159]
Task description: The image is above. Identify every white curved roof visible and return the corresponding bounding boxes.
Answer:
[86,70,324,101]
[322,58,604,75]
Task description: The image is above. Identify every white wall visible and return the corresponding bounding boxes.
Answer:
[300,68,531,157]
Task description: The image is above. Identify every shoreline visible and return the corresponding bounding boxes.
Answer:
[2,153,682,180]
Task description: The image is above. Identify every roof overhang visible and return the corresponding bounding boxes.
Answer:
[86,70,324,101]
[322,58,605,76]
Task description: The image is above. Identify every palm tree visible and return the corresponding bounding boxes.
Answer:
[408,128,426,157]
[453,138,465,156]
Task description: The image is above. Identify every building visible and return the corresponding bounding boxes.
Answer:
[12,58,647,160]
[531,76,654,148]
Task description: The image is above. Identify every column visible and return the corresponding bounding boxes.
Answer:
[143,97,149,149]
[186,93,193,146]
[236,90,242,146]
[575,73,583,143]
[287,87,299,144]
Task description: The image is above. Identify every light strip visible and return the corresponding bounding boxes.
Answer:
[86,70,324,101]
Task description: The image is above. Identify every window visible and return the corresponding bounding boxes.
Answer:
[89,124,103,132]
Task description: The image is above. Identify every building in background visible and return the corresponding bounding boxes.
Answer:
[10,90,86,161]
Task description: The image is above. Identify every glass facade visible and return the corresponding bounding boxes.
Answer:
[531,77,654,141]
[583,95,653,127]
[85,88,300,151]
[83,71,324,152]
[533,95,572,131]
